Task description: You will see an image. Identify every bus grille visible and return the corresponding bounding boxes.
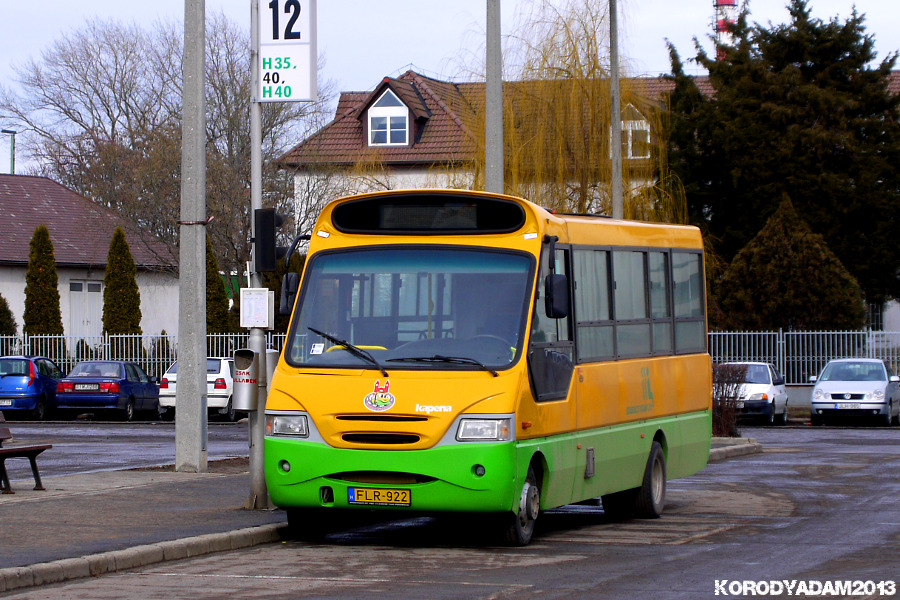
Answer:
[337,415,428,422]
[341,433,420,445]
[330,471,435,484]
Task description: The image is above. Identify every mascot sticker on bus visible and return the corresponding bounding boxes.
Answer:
[364,380,395,412]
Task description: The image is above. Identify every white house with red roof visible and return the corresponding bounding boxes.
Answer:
[0,174,179,339]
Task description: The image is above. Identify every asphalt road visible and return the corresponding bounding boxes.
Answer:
[3,421,249,481]
[4,425,899,599]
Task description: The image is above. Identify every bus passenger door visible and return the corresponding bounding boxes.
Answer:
[525,243,577,505]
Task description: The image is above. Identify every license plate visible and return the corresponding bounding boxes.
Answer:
[348,487,411,506]
[0,399,11,406]
[836,403,859,409]
[75,383,99,391]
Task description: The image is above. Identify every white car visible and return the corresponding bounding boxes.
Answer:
[158,358,239,421]
[810,358,900,426]
[722,361,789,425]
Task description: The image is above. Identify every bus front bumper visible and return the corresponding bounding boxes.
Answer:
[264,437,519,514]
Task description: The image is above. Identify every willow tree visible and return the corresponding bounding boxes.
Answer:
[464,0,683,221]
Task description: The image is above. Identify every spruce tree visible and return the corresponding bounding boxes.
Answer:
[717,196,866,331]
[668,0,900,304]
[0,293,17,336]
[206,235,230,334]
[23,225,64,335]
[102,227,142,334]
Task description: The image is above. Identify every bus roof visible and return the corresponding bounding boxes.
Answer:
[316,189,703,250]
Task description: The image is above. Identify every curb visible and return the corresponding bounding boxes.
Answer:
[708,439,763,462]
[0,523,285,594]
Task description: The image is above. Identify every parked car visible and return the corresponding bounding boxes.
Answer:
[158,358,238,421]
[722,361,789,425]
[810,358,900,426]
[56,360,159,421]
[0,356,65,420]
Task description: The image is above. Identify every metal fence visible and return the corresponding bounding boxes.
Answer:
[5,330,898,386]
[0,333,287,380]
[709,330,900,385]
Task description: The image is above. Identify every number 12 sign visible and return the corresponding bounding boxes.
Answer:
[258,0,317,102]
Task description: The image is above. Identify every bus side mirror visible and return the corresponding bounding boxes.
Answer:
[280,272,299,315]
[544,274,569,319]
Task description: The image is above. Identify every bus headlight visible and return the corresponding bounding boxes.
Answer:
[457,418,511,441]
[266,414,309,437]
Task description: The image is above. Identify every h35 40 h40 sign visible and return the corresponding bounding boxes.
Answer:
[257,0,317,102]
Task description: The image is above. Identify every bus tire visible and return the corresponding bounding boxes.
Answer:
[503,466,540,546]
[634,441,666,519]
[286,508,330,542]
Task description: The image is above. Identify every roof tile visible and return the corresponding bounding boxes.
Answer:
[0,174,177,270]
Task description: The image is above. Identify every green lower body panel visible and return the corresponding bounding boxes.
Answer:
[266,410,710,515]
[516,410,712,509]
[265,438,519,513]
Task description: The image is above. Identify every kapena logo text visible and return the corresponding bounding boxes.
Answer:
[416,404,452,413]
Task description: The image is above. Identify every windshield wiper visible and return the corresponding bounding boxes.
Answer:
[387,355,498,377]
[308,327,388,377]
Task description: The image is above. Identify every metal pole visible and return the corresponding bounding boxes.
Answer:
[247,0,270,510]
[1,130,14,174]
[609,0,624,219]
[176,0,208,473]
[485,0,504,194]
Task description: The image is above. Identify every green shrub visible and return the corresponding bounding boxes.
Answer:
[0,293,17,336]
[103,227,142,334]
[23,225,64,335]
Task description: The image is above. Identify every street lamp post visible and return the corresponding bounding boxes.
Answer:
[1,130,14,175]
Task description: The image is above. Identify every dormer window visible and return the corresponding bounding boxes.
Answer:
[368,90,408,146]
[623,119,651,159]
[611,105,652,160]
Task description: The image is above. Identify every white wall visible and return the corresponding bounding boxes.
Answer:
[0,265,179,337]
[883,300,900,331]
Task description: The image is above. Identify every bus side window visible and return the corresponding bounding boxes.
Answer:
[529,247,574,401]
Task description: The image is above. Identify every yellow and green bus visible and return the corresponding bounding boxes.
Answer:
[265,189,711,545]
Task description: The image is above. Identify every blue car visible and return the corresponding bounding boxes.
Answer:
[0,356,65,420]
[56,360,159,421]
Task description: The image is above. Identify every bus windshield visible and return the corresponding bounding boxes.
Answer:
[284,247,534,371]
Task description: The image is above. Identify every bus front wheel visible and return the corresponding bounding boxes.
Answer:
[503,466,540,546]
[286,508,330,542]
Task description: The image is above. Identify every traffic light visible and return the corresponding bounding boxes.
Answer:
[253,208,285,272]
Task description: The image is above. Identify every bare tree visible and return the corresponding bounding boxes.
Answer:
[712,363,747,437]
[0,12,335,283]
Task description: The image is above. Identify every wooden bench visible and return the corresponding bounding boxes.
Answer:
[0,412,52,494]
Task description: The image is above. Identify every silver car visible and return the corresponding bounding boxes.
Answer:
[810,358,900,426]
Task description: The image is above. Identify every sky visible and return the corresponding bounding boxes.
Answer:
[1,0,897,172]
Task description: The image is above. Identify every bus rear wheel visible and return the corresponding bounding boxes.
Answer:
[635,441,666,518]
[503,466,540,546]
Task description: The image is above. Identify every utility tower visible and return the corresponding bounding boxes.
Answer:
[713,0,738,59]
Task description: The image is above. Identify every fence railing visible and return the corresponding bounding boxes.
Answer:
[709,330,900,385]
[0,333,286,380]
[5,330,896,386]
